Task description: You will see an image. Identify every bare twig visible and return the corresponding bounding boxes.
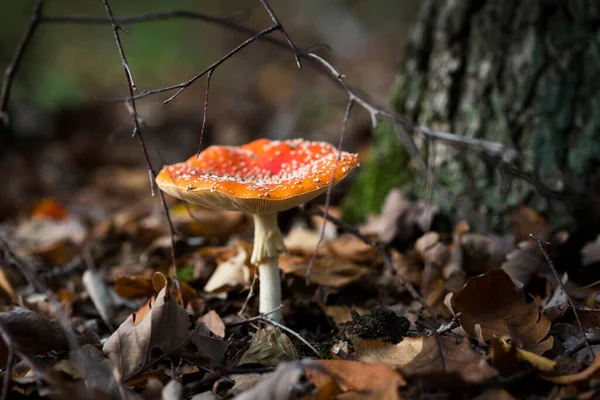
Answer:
[258,0,301,68]
[100,0,183,306]
[32,7,566,201]
[306,98,354,285]
[0,0,43,126]
[227,305,284,327]
[530,234,594,359]
[195,69,213,158]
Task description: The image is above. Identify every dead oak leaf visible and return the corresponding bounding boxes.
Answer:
[103,279,226,381]
[238,327,298,367]
[352,336,497,383]
[306,359,405,400]
[452,269,553,354]
[279,254,370,288]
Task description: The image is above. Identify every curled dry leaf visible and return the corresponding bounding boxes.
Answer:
[452,269,553,354]
[204,245,251,293]
[278,254,370,288]
[103,276,226,381]
[0,308,100,368]
[306,359,406,400]
[238,327,298,367]
[352,336,497,383]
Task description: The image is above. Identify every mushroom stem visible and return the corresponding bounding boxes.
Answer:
[251,213,286,322]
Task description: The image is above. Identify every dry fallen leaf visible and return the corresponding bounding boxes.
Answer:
[353,336,497,383]
[114,274,198,305]
[452,269,553,354]
[500,240,545,287]
[200,310,225,338]
[306,359,406,400]
[238,327,299,367]
[103,273,226,381]
[204,245,251,293]
[279,254,370,288]
[327,234,378,264]
[359,188,413,244]
[0,308,99,368]
[284,225,329,255]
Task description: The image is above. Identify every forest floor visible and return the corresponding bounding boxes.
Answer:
[2,123,600,400]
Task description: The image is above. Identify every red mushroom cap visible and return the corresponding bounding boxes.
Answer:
[156,138,359,214]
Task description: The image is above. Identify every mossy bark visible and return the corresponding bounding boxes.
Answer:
[346,0,600,232]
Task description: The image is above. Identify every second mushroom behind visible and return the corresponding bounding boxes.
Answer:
[156,138,360,322]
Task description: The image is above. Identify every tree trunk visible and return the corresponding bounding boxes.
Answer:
[346,0,600,234]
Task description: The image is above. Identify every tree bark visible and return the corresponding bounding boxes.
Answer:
[347,0,600,233]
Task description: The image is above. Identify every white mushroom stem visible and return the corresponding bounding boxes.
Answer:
[251,213,286,322]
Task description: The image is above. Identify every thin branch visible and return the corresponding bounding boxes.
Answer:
[306,98,354,285]
[0,0,43,126]
[226,305,284,327]
[258,0,301,68]
[100,0,183,306]
[195,69,213,158]
[530,234,594,359]
[123,23,281,103]
[36,8,564,201]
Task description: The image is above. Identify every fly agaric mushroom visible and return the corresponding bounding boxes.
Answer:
[156,138,359,322]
